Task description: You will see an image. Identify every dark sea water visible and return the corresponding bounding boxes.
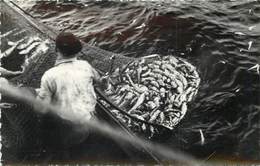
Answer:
[14,0,260,163]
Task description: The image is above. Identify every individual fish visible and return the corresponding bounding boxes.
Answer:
[131,114,145,121]
[234,32,245,36]
[0,28,18,38]
[179,102,187,120]
[152,68,164,75]
[179,93,187,103]
[185,87,193,96]
[175,96,183,107]
[248,64,260,75]
[137,65,142,84]
[126,73,136,87]
[162,63,175,72]
[195,78,201,87]
[7,38,26,46]
[146,101,157,110]
[149,110,161,123]
[13,29,27,36]
[185,74,198,79]
[170,81,178,89]
[176,86,183,94]
[141,76,155,82]
[153,97,160,107]
[3,39,27,57]
[157,79,165,87]
[141,123,147,131]
[141,69,151,77]
[248,25,256,31]
[128,93,145,114]
[141,112,150,119]
[2,45,17,57]
[142,54,160,59]
[141,66,148,71]
[199,129,205,145]
[118,97,133,109]
[187,91,196,102]
[149,80,160,88]
[2,37,25,57]
[159,112,165,124]
[168,56,179,66]
[36,40,50,53]
[114,92,128,105]
[169,95,176,104]
[149,125,155,137]
[17,36,41,50]
[135,23,146,29]
[248,41,253,50]
[104,83,115,96]
[19,41,41,55]
[137,85,149,94]
[177,74,188,89]
[159,87,166,98]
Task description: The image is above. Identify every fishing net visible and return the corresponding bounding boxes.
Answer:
[1,1,141,162]
[102,55,200,138]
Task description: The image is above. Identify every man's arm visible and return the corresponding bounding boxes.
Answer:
[92,67,109,90]
[35,73,54,113]
[0,67,23,77]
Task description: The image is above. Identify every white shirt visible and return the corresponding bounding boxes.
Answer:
[37,57,99,124]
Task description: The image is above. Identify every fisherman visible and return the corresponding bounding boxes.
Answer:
[35,32,108,152]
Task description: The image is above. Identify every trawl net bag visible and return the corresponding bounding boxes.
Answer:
[103,54,200,137]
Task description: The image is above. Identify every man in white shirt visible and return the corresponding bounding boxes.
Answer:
[36,32,106,149]
[37,32,103,122]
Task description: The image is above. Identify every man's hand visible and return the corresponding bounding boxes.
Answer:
[0,67,24,77]
[13,70,23,75]
[98,75,110,90]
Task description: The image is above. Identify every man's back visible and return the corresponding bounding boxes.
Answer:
[38,58,97,123]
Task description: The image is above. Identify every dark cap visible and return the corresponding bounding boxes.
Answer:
[55,32,82,57]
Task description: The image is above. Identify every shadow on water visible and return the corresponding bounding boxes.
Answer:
[4,0,260,163]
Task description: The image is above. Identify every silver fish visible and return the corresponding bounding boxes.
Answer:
[142,54,160,59]
[180,102,187,120]
[17,36,41,50]
[2,45,17,57]
[0,28,18,38]
[26,40,50,62]
[7,38,26,46]
[13,29,27,36]
[128,93,145,114]
[19,41,41,55]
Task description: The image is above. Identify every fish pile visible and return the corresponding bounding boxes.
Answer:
[103,55,200,136]
[1,29,50,68]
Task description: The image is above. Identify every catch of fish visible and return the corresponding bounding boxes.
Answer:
[2,29,200,138]
[103,55,200,137]
[0,28,50,68]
